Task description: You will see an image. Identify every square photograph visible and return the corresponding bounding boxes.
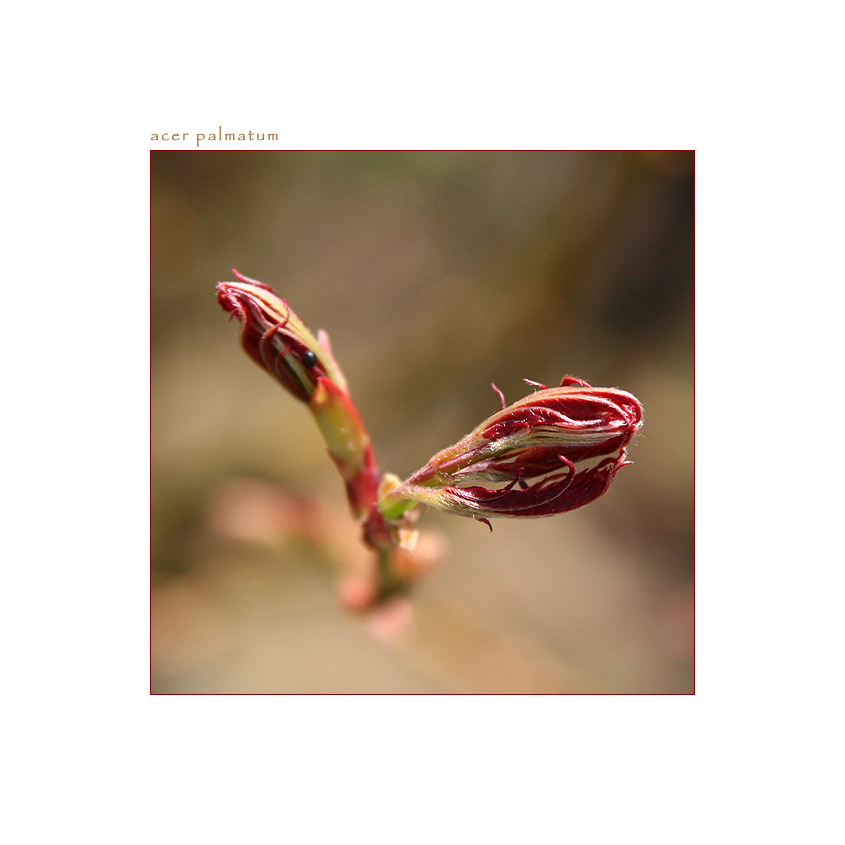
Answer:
[150,150,694,694]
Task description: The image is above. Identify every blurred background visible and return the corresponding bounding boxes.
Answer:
[151,150,694,693]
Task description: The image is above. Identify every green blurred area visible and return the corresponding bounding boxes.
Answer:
[151,150,694,693]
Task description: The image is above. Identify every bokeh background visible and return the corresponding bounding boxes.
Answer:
[151,150,694,693]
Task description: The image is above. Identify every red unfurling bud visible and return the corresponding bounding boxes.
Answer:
[217,272,378,520]
[378,377,642,523]
[216,270,347,402]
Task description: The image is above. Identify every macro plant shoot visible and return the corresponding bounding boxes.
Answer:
[217,270,644,612]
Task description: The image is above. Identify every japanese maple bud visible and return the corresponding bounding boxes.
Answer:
[379,377,642,522]
[216,270,347,402]
[217,271,380,521]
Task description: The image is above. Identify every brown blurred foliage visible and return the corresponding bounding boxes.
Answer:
[151,150,694,693]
